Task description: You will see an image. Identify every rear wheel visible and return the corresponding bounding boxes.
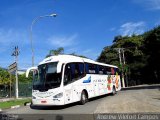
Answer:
[112,86,116,95]
[80,91,88,105]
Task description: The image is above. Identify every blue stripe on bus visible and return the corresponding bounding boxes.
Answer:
[83,76,91,83]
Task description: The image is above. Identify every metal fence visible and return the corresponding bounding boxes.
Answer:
[0,82,32,98]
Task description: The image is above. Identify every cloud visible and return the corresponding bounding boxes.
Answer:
[0,28,29,48]
[48,34,78,48]
[133,0,160,10]
[119,21,146,36]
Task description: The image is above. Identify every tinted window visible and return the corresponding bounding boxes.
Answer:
[79,63,85,76]
[88,64,96,74]
[85,63,89,73]
[105,67,111,75]
[64,64,72,85]
[33,62,61,91]
[64,63,85,85]
[115,68,119,75]
[111,68,115,75]
[98,65,106,74]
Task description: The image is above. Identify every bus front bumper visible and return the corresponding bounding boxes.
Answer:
[32,98,64,106]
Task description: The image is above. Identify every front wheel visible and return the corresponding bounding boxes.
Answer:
[80,91,88,105]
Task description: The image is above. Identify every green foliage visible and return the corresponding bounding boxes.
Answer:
[98,26,160,85]
[0,68,32,85]
[46,47,64,57]
[46,47,87,58]
[69,53,87,58]
[18,73,32,83]
[0,98,31,109]
[0,68,15,85]
[142,26,160,83]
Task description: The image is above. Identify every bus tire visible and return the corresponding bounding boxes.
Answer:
[30,102,36,109]
[80,91,88,105]
[112,86,116,95]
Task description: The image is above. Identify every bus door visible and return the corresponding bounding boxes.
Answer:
[63,64,73,104]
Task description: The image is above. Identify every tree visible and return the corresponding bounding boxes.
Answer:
[46,47,64,57]
[0,68,13,85]
[69,53,87,58]
[98,34,148,86]
[143,26,160,83]
[18,73,32,83]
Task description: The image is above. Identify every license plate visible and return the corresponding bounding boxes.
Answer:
[41,100,47,103]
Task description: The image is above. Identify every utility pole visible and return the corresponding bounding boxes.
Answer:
[12,46,20,99]
[9,74,11,98]
[122,48,128,87]
[114,48,125,88]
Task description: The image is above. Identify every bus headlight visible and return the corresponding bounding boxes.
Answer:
[53,92,63,98]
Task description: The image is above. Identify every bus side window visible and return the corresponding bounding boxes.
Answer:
[106,67,111,75]
[95,65,99,74]
[72,63,85,80]
[74,63,79,79]
[85,63,89,74]
[79,63,85,76]
[115,68,119,75]
[64,64,72,85]
[111,68,115,75]
[88,64,96,74]
[98,66,103,74]
[102,67,107,74]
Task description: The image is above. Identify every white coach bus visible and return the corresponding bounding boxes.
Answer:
[26,55,121,106]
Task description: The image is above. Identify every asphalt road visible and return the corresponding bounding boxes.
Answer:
[1,85,160,120]
[1,94,106,120]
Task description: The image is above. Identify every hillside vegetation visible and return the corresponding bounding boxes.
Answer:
[97,26,160,86]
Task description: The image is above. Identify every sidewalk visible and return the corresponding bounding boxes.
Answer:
[0,97,31,102]
[0,98,15,102]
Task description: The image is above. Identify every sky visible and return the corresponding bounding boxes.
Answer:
[0,0,160,69]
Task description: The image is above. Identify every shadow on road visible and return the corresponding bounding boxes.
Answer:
[122,84,160,91]
[30,102,79,110]
[30,93,114,110]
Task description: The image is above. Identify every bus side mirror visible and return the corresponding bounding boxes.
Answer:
[26,67,38,78]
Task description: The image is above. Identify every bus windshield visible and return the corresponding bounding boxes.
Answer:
[33,62,62,91]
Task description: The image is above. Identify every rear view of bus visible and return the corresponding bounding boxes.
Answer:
[26,55,121,107]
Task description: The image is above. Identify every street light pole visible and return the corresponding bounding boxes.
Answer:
[30,13,57,67]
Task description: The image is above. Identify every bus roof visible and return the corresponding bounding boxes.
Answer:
[39,54,118,68]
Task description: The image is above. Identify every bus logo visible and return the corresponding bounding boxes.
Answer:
[83,76,91,83]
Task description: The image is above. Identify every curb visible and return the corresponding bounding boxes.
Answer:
[26,103,31,106]
[11,105,20,109]
[122,84,160,91]
[24,102,31,106]
[0,102,31,111]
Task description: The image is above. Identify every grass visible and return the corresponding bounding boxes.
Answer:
[0,98,31,109]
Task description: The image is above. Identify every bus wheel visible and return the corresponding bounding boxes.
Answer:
[80,91,87,105]
[112,86,116,95]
